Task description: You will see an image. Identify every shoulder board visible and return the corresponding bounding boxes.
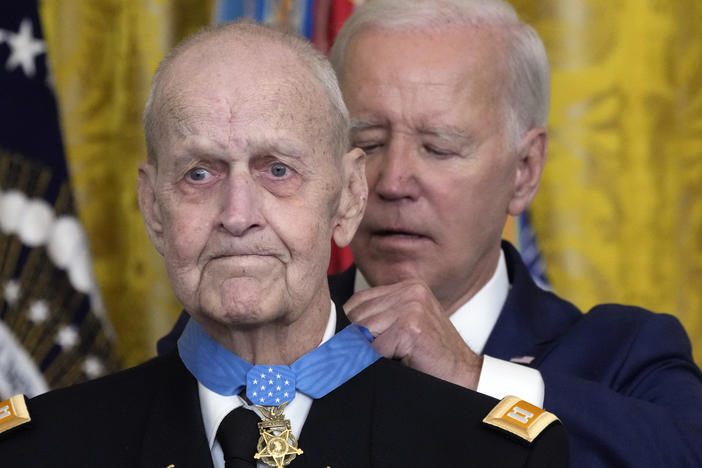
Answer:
[0,395,31,435]
[482,395,559,443]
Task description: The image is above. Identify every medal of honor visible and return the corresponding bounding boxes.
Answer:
[179,322,381,467]
[254,402,303,468]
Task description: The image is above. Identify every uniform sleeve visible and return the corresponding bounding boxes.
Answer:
[540,309,702,467]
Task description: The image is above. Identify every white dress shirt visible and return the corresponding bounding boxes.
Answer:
[354,250,545,407]
[199,303,337,468]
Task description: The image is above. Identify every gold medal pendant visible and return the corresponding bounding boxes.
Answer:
[254,403,303,468]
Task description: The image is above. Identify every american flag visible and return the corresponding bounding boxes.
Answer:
[0,1,119,399]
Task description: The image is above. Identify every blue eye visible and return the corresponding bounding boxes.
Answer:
[187,167,211,181]
[270,163,288,178]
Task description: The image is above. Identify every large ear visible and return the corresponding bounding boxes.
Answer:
[332,147,367,247]
[508,127,548,216]
[137,161,165,256]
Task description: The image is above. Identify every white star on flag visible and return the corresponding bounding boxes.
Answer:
[3,280,21,305]
[3,18,46,77]
[28,300,50,323]
[82,356,104,379]
[56,325,79,348]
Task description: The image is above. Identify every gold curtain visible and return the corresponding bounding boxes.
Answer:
[40,0,214,367]
[39,0,702,369]
[512,1,702,364]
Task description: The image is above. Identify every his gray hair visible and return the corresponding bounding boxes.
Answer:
[144,20,350,163]
[329,0,550,146]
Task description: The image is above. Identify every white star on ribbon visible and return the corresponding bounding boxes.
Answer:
[3,18,46,77]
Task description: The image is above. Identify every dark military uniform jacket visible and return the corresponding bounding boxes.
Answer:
[0,307,568,467]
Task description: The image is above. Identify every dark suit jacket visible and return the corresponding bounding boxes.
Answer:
[1,304,568,467]
[329,241,702,467]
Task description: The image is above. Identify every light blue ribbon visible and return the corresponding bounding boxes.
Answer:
[178,318,381,405]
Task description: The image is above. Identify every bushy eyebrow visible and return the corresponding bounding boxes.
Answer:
[350,119,471,147]
[350,119,387,133]
[419,126,472,145]
[245,138,309,160]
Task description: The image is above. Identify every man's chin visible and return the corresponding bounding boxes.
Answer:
[359,258,428,287]
[194,305,267,330]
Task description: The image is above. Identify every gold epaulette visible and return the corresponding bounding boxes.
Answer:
[482,395,559,443]
[0,395,31,435]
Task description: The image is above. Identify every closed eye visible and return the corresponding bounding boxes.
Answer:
[422,144,454,158]
[356,142,384,154]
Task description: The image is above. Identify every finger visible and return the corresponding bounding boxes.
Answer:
[346,290,409,336]
[344,280,409,312]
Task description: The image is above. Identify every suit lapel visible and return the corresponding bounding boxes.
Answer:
[483,241,581,365]
[139,352,214,468]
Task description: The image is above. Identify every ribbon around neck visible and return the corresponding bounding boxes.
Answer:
[177,318,381,405]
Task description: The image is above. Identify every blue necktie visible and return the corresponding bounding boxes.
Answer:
[177,317,381,405]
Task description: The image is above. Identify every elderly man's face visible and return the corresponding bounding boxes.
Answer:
[341,27,528,311]
[139,41,358,329]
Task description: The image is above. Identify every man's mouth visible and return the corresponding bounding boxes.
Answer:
[372,229,427,239]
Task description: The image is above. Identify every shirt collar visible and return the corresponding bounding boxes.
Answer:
[199,301,338,450]
[354,249,509,355]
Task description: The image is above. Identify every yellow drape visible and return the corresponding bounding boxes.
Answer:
[40,0,702,368]
[40,0,214,367]
[513,1,702,364]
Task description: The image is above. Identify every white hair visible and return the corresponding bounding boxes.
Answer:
[144,20,350,163]
[329,0,550,146]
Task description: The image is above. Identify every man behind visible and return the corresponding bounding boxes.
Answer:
[0,21,567,467]
[325,0,702,466]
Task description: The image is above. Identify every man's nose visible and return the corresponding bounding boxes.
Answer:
[219,173,264,236]
[372,138,419,201]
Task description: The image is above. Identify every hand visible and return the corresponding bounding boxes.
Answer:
[344,279,483,390]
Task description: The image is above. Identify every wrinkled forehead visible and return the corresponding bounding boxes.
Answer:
[342,26,511,128]
[153,36,333,146]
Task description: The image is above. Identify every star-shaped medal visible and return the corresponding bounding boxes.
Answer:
[254,403,303,468]
[254,426,303,468]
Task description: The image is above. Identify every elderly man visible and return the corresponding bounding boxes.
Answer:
[0,21,567,468]
[324,0,702,467]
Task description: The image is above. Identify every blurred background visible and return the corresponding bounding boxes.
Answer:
[1,0,700,399]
